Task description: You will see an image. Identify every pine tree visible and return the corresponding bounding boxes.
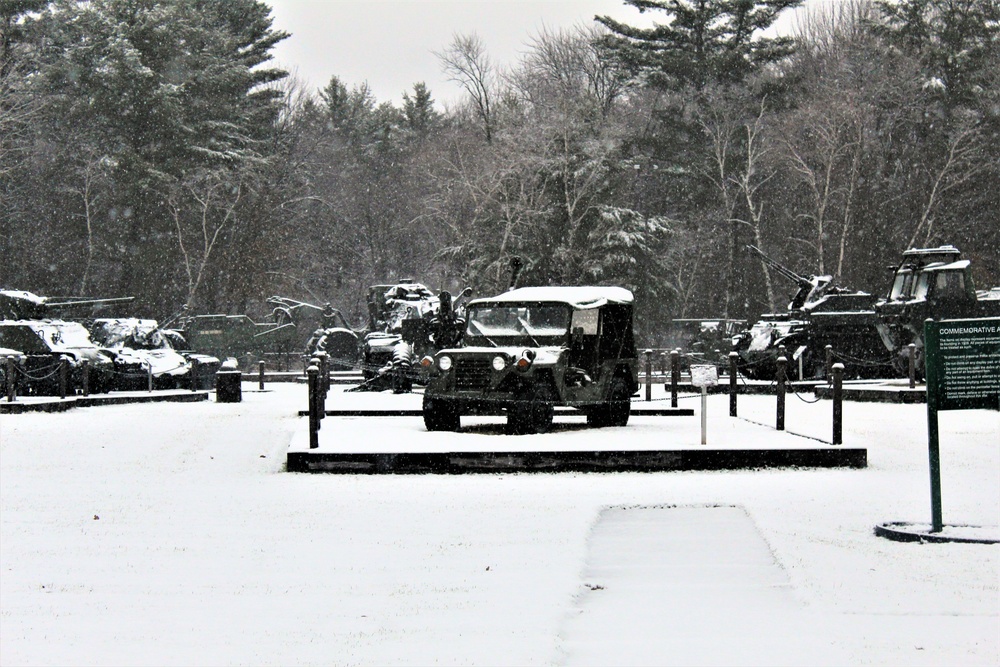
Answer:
[596,0,803,91]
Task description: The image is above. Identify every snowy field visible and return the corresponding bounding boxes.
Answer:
[1,383,997,666]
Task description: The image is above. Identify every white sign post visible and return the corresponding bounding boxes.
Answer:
[690,364,719,445]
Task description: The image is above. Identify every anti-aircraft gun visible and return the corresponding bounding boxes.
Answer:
[732,246,885,380]
[351,280,471,393]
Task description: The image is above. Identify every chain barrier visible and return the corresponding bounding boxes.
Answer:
[13,363,62,381]
[830,349,896,368]
[789,385,824,404]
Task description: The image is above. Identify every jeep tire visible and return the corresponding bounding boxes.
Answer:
[587,375,631,427]
[507,383,555,435]
[423,395,460,431]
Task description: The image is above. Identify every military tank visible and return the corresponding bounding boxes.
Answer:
[733,246,888,380]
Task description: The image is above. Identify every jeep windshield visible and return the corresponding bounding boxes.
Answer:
[465,304,571,345]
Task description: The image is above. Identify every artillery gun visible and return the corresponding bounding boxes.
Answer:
[352,281,471,393]
[733,246,886,379]
[875,245,1000,377]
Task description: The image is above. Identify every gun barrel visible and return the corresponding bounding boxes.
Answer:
[746,245,811,287]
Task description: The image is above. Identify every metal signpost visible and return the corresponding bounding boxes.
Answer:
[923,317,1000,532]
[691,364,718,445]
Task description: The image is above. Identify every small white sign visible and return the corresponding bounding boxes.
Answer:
[691,364,719,388]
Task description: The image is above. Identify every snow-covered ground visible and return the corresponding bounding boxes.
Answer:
[1,384,997,666]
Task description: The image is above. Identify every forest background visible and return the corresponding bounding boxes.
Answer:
[1,0,998,343]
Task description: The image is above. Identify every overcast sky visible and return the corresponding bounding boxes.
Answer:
[264,1,813,107]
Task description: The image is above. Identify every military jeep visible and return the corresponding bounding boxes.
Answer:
[420,286,639,434]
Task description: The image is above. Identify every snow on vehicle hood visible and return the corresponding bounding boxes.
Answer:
[470,286,633,309]
[438,345,565,364]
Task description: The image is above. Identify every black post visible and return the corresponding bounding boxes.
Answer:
[776,355,786,431]
[729,352,738,417]
[644,349,652,402]
[310,357,322,422]
[660,352,668,389]
[908,343,916,389]
[825,345,833,382]
[190,358,199,392]
[258,360,266,391]
[307,364,319,449]
[6,356,15,402]
[59,357,68,399]
[670,349,679,408]
[832,362,844,445]
[318,352,329,401]
[81,359,90,397]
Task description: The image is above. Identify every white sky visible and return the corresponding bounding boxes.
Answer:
[264,0,653,105]
[264,1,820,107]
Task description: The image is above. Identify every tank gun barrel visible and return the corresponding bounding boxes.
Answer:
[746,245,811,288]
[44,296,135,308]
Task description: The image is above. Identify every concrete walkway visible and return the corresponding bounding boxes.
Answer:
[559,506,846,666]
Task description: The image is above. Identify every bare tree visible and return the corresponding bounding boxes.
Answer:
[167,170,244,309]
[436,34,499,144]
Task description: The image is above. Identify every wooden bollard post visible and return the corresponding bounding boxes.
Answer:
[644,349,652,402]
[670,349,679,408]
[258,360,266,391]
[190,358,199,392]
[660,352,668,389]
[307,364,319,449]
[908,343,916,389]
[825,345,833,382]
[59,357,68,399]
[832,362,844,445]
[81,359,90,397]
[776,355,787,431]
[6,356,15,402]
[729,352,738,417]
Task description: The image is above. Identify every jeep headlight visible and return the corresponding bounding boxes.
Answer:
[492,355,507,371]
[438,355,452,371]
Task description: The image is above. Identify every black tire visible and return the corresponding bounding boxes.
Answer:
[508,383,555,435]
[587,375,631,428]
[423,395,460,431]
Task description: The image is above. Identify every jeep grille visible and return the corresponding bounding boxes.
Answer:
[455,357,491,390]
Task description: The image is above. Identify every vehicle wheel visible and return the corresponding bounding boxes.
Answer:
[508,383,555,435]
[588,376,631,427]
[423,395,460,431]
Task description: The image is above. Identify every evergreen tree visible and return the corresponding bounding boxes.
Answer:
[596,0,803,91]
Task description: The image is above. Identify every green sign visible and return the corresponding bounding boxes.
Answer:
[925,318,1000,411]
[922,317,1000,532]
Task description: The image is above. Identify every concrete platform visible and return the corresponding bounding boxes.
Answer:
[0,390,210,413]
[874,521,1000,544]
[286,389,866,474]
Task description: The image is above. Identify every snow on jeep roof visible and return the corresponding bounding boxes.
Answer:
[471,286,633,308]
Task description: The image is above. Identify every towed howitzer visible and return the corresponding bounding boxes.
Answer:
[734,246,885,380]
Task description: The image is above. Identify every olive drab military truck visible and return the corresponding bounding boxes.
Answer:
[420,286,639,434]
[875,245,1000,377]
